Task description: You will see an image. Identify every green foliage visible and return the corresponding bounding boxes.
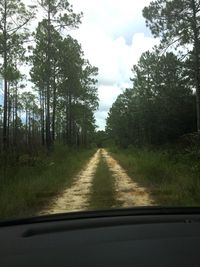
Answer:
[30,20,98,148]
[143,0,200,130]
[143,0,199,46]
[0,146,95,220]
[110,147,200,206]
[0,0,98,154]
[94,130,108,148]
[106,51,196,147]
[29,1,82,149]
[38,0,82,30]
[0,0,34,80]
[0,0,35,149]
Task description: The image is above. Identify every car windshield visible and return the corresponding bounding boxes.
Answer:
[0,0,200,220]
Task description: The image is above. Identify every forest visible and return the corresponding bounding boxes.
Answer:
[106,0,200,207]
[1,0,200,219]
[106,0,200,148]
[0,0,100,218]
[0,0,98,162]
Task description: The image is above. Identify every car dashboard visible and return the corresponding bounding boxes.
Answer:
[0,207,200,267]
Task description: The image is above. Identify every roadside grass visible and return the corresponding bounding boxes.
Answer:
[89,153,117,210]
[0,145,95,220]
[109,147,200,206]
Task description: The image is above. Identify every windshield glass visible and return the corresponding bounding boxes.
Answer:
[0,0,199,220]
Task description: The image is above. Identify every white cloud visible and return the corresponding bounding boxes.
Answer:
[70,0,153,38]
[70,0,159,130]
[92,33,160,130]
[95,85,123,130]
[23,0,159,130]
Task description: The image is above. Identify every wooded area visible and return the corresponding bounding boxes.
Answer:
[1,0,200,218]
[106,0,200,148]
[0,0,98,161]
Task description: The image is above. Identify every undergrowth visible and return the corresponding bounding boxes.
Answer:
[0,145,95,220]
[109,146,200,206]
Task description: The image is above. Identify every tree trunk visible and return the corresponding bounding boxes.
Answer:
[52,72,56,142]
[191,0,200,131]
[65,90,70,145]
[28,110,31,148]
[46,1,52,150]
[14,84,18,147]
[40,91,45,146]
[68,88,72,145]
[7,84,11,146]
[12,97,15,145]
[26,107,28,145]
[2,1,8,150]
[3,79,8,149]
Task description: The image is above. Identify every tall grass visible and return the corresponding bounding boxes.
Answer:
[0,145,95,220]
[110,147,200,206]
[89,156,117,210]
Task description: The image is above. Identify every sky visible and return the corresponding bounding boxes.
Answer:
[69,0,159,130]
[22,0,159,130]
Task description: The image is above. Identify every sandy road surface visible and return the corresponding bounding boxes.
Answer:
[101,149,154,207]
[40,150,100,215]
[40,149,154,215]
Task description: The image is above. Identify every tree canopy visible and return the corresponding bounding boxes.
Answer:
[0,0,98,156]
[106,51,196,147]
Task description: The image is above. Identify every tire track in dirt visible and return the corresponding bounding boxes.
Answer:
[40,148,154,215]
[39,149,101,215]
[101,149,155,207]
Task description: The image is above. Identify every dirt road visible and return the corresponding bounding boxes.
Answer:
[101,149,154,207]
[40,150,101,215]
[40,149,154,215]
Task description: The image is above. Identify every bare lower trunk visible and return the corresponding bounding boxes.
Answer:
[191,0,200,131]
[52,73,56,142]
[46,1,52,151]
[2,0,8,151]
[3,79,8,149]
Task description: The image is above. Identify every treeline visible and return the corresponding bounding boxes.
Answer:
[0,0,98,156]
[107,51,196,146]
[107,0,199,147]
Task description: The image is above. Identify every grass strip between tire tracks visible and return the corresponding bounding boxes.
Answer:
[89,153,117,210]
